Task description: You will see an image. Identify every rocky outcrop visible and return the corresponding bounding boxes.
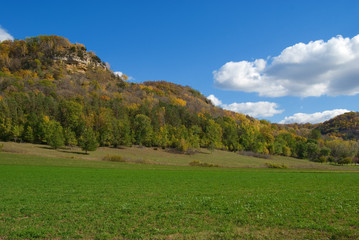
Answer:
[54,52,107,73]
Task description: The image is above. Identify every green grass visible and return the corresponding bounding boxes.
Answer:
[1,164,359,239]
[1,142,359,239]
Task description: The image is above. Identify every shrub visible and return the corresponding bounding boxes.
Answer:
[317,156,328,163]
[189,161,220,167]
[337,157,352,165]
[265,162,289,169]
[132,158,147,164]
[103,155,125,162]
[102,155,148,164]
[239,151,271,159]
[0,144,3,152]
[311,156,327,163]
[327,156,335,163]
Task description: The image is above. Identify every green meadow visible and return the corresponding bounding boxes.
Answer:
[1,142,359,239]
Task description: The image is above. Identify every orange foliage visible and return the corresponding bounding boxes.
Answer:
[100,95,110,101]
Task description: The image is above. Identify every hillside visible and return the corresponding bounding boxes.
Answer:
[317,112,359,140]
[0,35,358,165]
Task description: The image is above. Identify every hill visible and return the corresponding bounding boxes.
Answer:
[318,112,359,140]
[0,35,358,165]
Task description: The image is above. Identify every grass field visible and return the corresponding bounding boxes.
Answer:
[1,142,359,239]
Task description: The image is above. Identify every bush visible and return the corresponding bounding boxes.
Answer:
[132,158,147,164]
[311,156,327,163]
[239,151,271,159]
[265,162,288,169]
[337,157,352,165]
[103,155,125,162]
[327,156,335,163]
[317,156,328,163]
[103,155,148,164]
[189,161,220,167]
[0,144,3,152]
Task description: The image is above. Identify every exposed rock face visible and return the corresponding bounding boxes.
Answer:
[54,52,107,73]
[0,35,109,76]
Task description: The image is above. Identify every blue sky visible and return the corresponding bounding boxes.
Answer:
[1,0,359,123]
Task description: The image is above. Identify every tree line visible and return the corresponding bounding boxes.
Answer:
[0,90,358,164]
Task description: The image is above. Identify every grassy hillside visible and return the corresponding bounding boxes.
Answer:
[1,141,358,171]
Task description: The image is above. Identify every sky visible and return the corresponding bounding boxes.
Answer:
[1,0,359,123]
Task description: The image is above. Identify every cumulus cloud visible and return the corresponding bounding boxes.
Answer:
[0,26,13,41]
[208,95,283,118]
[214,34,359,97]
[224,101,284,118]
[280,109,350,124]
[208,94,222,106]
[114,71,123,77]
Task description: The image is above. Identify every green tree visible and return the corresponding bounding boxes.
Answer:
[58,100,83,131]
[220,117,240,151]
[319,146,331,157]
[11,125,24,142]
[296,141,308,159]
[63,128,77,146]
[23,125,34,143]
[47,121,65,149]
[157,125,170,149]
[96,108,114,146]
[78,128,98,154]
[326,139,358,163]
[133,114,153,146]
[113,117,132,147]
[238,123,256,152]
[337,157,352,165]
[306,142,320,161]
[310,129,322,140]
[188,125,201,150]
[0,117,12,141]
[204,119,222,150]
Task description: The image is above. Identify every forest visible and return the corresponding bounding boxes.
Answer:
[0,35,358,164]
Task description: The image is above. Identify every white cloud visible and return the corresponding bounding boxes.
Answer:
[208,94,222,106]
[214,34,359,97]
[224,101,284,118]
[280,109,350,124]
[0,26,13,41]
[208,95,283,118]
[114,71,123,77]
[114,71,135,81]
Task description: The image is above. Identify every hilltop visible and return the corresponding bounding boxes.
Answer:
[318,112,359,140]
[0,35,358,165]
